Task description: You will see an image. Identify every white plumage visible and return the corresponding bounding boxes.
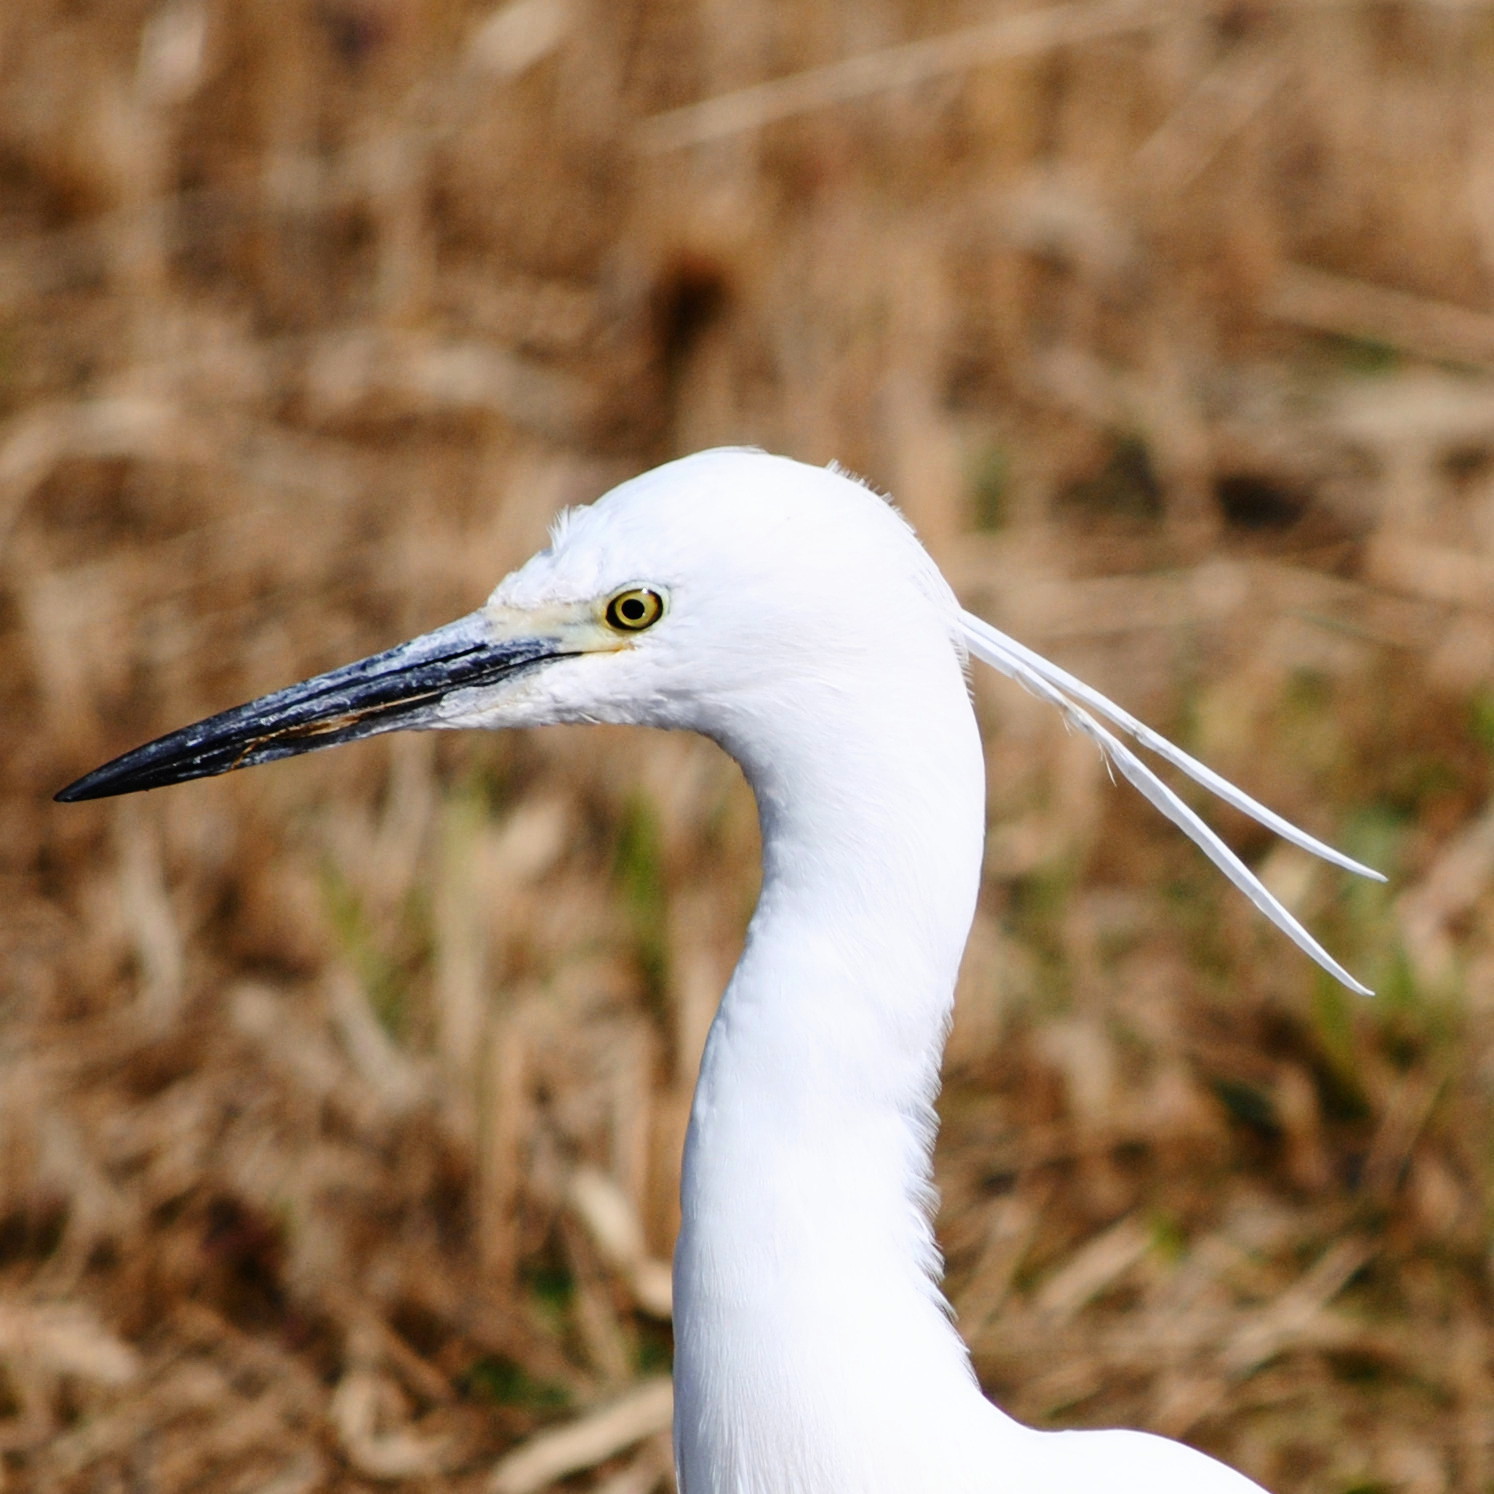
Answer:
[60,449,1377,1494]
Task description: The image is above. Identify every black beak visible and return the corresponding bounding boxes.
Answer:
[56,612,568,802]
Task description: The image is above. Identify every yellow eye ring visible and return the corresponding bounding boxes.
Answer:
[604,586,666,633]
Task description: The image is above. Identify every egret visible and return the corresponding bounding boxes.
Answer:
[59,449,1377,1494]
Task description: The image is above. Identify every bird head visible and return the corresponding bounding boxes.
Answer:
[56,450,963,802]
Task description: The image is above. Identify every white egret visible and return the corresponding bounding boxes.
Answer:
[59,449,1378,1494]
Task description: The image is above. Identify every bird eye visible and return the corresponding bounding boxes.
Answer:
[604,587,666,632]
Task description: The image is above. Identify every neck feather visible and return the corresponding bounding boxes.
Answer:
[673,650,1014,1492]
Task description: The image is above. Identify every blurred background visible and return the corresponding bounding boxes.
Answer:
[4,0,1494,1489]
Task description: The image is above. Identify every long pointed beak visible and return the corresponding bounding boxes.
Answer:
[56,611,570,802]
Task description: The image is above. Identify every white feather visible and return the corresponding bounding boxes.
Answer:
[960,610,1374,996]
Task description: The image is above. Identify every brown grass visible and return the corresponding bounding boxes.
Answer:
[5,0,1494,1489]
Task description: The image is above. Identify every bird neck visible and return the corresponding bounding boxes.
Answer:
[674,653,1014,1491]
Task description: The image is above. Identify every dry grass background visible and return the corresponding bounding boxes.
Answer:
[5,0,1494,1489]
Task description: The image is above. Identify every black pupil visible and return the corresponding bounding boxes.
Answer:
[621,597,646,621]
